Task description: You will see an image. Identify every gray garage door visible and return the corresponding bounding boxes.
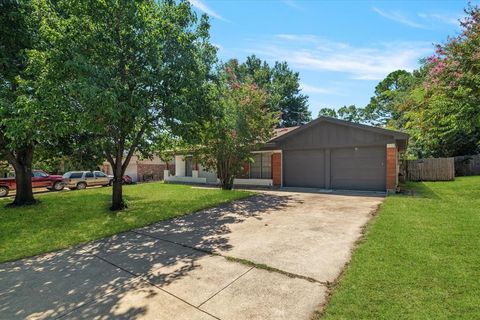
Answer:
[283,149,325,188]
[331,146,386,191]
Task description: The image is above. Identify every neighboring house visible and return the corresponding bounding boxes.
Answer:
[166,116,408,192]
[101,155,175,183]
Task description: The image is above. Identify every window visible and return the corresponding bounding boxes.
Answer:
[250,153,272,179]
[85,172,94,178]
[2,172,15,178]
[32,171,48,178]
[67,172,83,179]
[94,171,107,177]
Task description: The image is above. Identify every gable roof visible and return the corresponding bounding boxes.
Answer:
[270,116,409,143]
[270,126,299,141]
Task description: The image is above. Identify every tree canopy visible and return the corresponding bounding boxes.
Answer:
[196,66,277,190]
[0,0,69,205]
[36,0,216,210]
[224,55,311,128]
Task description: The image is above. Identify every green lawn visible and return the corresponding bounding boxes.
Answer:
[0,183,252,263]
[321,176,480,319]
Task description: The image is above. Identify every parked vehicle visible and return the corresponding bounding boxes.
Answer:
[122,175,134,185]
[63,171,114,190]
[0,170,65,197]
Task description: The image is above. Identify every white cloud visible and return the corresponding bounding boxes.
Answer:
[373,7,426,29]
[418,12,462,26]
[188,0,229,22]
[373,7,464,29]
[246,34,431,80]
[276,34,319,42]
[212,42,223,50]
[282,0,303,10]
[300,83,336,94]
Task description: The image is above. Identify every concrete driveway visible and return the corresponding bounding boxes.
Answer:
[0,190,383,319]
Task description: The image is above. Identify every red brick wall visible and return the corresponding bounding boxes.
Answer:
[272,153,282,186]
[137,164,166,182]
[386,145,397,191]
[237,161,250,178]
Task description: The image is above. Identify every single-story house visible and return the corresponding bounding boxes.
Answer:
[101,155,175,183]
[165,116,408,192]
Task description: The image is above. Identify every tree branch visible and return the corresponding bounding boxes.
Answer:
[121,122,149,174]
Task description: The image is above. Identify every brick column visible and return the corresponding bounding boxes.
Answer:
[386,144,397,193]
[272,153,282,187]
[239,161,250,178]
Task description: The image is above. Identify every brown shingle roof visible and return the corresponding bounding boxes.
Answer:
[270,126,299,141]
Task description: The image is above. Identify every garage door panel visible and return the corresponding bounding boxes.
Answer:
[284,150,325,188]
[331,147,386,191]
[332,168,381,179]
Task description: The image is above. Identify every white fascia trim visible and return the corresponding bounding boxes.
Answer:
[251,150,282,153]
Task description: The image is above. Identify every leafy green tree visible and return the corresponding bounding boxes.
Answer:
[39,0,215,210]
[406,4,480,157]
[317,105,365,123]
[364,70,416,127]
[33,133,106,174]
[318,108,338,118]
[225,55,311,127]
[196,67,277,190]
[337,105,365,123]
[0,0,64,206]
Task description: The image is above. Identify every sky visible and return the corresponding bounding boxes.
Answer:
[188,0,472,117]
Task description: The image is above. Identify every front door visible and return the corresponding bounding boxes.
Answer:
[185,157,193,177]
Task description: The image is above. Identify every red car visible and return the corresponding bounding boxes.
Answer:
[0,170,65,197]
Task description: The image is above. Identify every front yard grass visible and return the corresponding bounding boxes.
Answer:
[0,183,252,263]
[320,176,480,319]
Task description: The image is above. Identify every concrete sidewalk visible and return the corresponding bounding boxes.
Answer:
[0,191,383,319]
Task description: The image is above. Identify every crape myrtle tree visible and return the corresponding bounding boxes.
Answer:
[196,66,277,190]
[224,56,311,128]
[0,0,68,206]
[408,4,480,157]
[41,0,216,210]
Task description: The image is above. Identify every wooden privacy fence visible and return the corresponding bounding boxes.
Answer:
[404,157,455,181]
[454,154,480,176]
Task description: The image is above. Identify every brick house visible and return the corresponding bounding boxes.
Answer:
[102,155,175,183]
[166,117,408,192]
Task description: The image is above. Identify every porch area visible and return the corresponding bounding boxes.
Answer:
[164,152,282,187]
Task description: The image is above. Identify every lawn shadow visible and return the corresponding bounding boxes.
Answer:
[0,192,294,319]
[400,181,441,199]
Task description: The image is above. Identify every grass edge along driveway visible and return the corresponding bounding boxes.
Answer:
[319,176,480,319]
[0,182,252,264]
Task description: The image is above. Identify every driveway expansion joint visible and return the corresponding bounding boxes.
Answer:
[67,251,221,320]
[55,253,142,319]
[133,229,331,287]
[133,229,216,255]
[198,266,254,308]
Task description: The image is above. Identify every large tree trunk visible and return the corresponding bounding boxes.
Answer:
[106,124,147,211]
[220,175,234,190]
[110,161,125,211]
[217,160,235,190]
[10,145,36,206]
